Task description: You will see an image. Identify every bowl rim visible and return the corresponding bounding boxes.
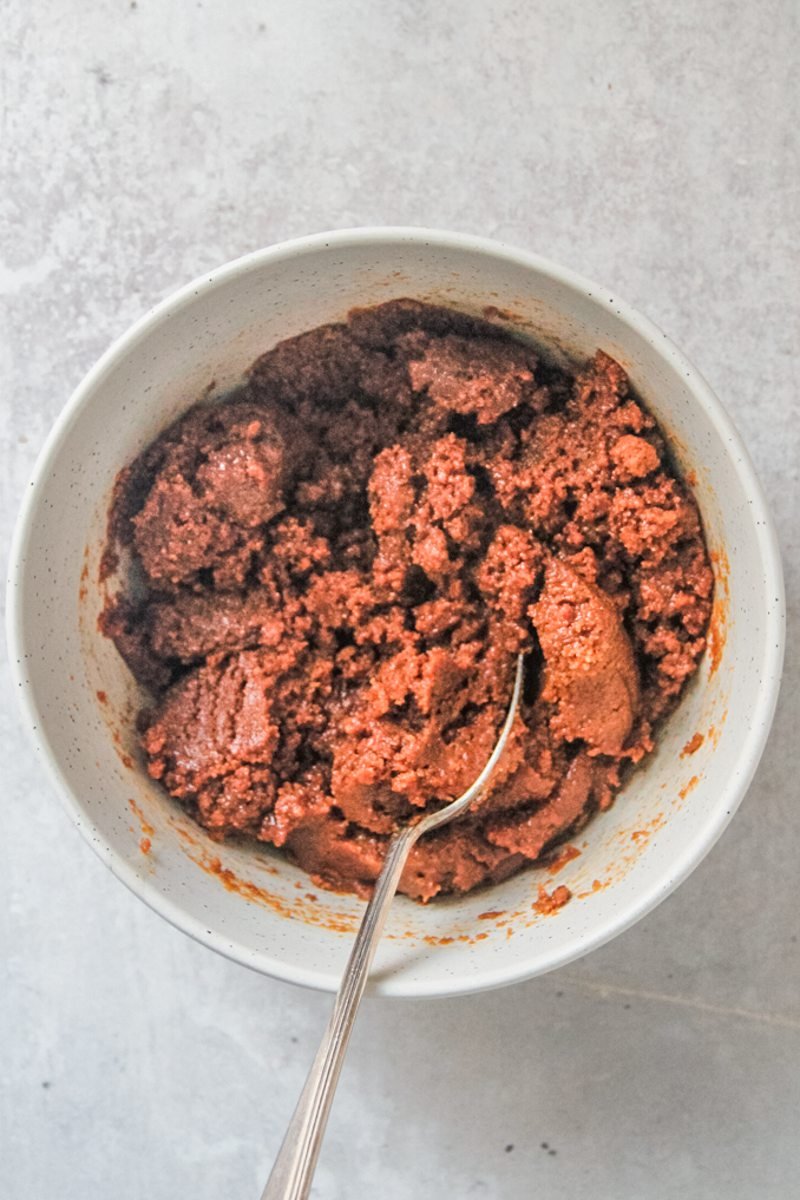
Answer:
[6,225,786,998]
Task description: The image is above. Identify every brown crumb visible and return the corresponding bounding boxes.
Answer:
[533,883,572,915]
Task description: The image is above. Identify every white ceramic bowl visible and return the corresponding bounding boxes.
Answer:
[7,228,784,998]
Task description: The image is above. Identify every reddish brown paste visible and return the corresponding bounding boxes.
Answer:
[101,300,712,902]
[533,884,573,915]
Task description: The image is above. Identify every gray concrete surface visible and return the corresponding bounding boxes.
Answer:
[2,1,798,1196]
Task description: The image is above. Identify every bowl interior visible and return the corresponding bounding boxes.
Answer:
[9,232,783,996]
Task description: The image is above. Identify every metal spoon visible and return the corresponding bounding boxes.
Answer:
[261,654,525,1200]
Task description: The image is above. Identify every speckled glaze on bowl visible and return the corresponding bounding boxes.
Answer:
[7,228,785,998]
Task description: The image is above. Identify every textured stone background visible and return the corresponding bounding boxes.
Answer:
[2,1,798,1197]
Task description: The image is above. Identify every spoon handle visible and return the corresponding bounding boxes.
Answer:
[260,821,420,1200]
